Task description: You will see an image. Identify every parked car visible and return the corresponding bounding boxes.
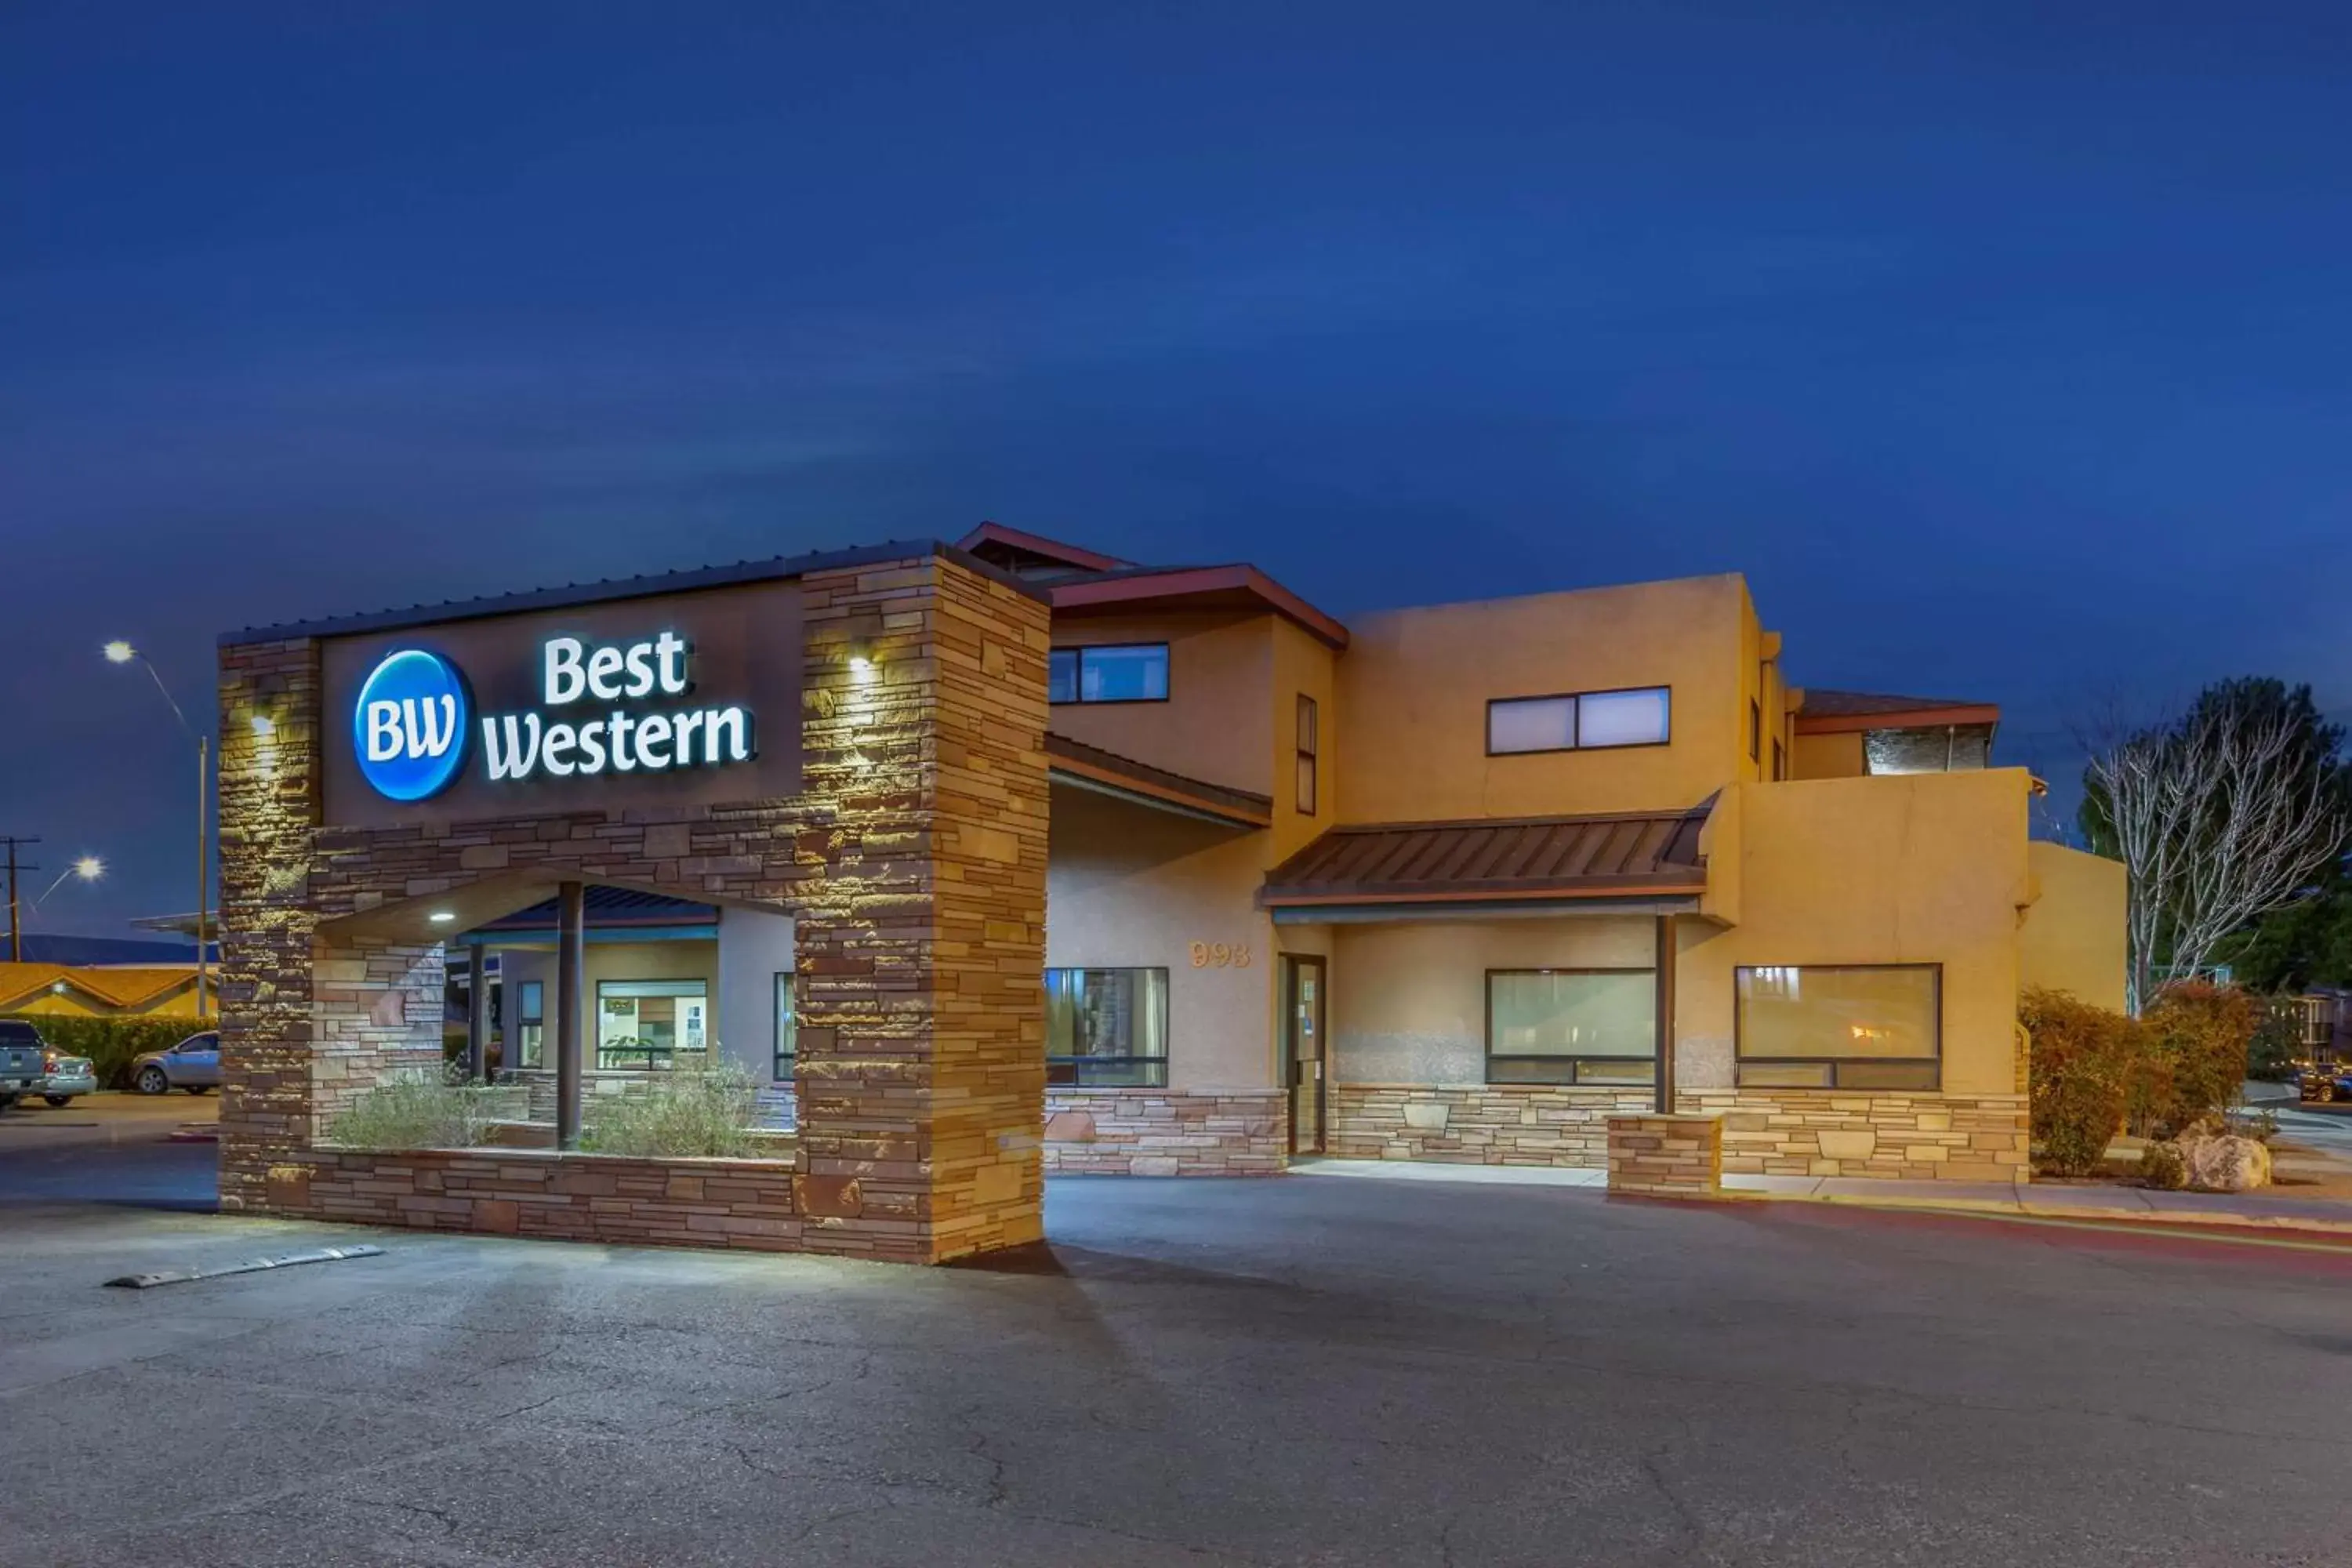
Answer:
[0,1019,44,1109]
[130,1030,220,1095]
[34,1042,97,1106]
[2297,1060,2352,1103]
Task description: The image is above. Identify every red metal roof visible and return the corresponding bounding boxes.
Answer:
[1047,732,1273,829]
[1795,688,1999,735]
[1260,805,1711,909]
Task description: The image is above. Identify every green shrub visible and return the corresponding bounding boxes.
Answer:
[2140,983,2260,1138]
[2024,988,2139,1176]
[579,1066,759,1159]
[2,1014,212,1091]
[327,1071,499,1150]
[2139,1141,2187,1190]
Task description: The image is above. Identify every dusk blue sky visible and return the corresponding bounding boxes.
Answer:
[5,3,2348,935]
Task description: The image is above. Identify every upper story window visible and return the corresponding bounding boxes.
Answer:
[1486,687,1669,756]
[1749,699,1762,762]
[1050,644,1170,704]
[1295,695,1319,815]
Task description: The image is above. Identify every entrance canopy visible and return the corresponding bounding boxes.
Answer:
[1259,804,1711,922]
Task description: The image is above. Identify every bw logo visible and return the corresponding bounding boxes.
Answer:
[353,648,470,801]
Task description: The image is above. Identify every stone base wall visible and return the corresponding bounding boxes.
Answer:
[1330,1083,1656,1167]
[1042,1089,1287,1175]
[1606,1113,1722,1195]
[272,1147,801,1251]
[1682,1090,2028,1181]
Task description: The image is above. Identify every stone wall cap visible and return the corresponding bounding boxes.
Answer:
[219,538,1049,647]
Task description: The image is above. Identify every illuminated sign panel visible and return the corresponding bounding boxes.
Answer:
[319,583,802,827]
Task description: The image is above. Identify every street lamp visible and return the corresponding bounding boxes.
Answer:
[106,641,211,1018]
[32,855,105,909]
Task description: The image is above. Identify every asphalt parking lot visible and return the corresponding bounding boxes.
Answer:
[2,1167,2349,1566]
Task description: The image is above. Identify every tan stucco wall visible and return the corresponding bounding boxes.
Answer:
[1678,771,2034,1096]
[1792,731,1867,779]
[1329,916,1655,1085]
[1046,783,1274,1091]
[1267,615,1340,864]
[1334,575,1749,822]
[2020,841,2129,1011]
[1047,610,1272,796]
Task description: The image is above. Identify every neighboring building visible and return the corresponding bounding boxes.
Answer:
[959,523,2125,1183]
[2295,989,2350,1066]
[0,962,205,1018]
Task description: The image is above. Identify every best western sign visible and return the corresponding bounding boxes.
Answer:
[321,583,801,827]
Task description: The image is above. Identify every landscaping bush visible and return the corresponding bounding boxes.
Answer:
[2024,987,2140,1177]
[2140,982,2260,1138]
[327,1071,501,1150]
[2139,1141,2187,1191]
[2,1014,211,1091]
[579,1065,759,1159]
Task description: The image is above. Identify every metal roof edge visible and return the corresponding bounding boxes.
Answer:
[219,538,1048,648]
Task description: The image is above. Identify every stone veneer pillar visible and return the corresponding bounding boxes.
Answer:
[216,549,1051,1263]
[791,557,1051,1261]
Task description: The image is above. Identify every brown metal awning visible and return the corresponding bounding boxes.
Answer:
[1259,804,1711,913]
[1047,733,1273,829]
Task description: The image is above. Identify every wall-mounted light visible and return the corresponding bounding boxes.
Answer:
[847,637,874,678]
[250,713,275,738]
[429,910,456,924]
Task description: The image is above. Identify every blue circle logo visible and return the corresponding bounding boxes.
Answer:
[354,648,470,801]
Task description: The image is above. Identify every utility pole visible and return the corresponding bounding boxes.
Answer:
[2,837,38,963]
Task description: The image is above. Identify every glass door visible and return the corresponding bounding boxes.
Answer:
[1283,955,1327,1155]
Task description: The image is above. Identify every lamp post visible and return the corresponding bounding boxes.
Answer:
[105,641,210,1018]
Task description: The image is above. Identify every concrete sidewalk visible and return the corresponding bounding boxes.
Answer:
[1722,1172,2352,1236]
[1293,1156,2352,1236]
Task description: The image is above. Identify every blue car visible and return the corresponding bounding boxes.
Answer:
[130,1030,220,1095]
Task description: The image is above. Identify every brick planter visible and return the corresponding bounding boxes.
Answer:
[1606,1113,1723,1196]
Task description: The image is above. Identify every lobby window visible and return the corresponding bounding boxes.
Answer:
[1735,964,1940,1090]
[596,978,710,1071]
[773,971,797,1083]
[516,980,544,1070]
[1046,967,1169,1087]
[1486,687,1669,756]
[1049,644,1169,704]
[1295,694,1319,815]
[1486,968,1656,1085]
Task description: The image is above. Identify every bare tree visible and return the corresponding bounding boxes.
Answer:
[2084,693,2350,1014]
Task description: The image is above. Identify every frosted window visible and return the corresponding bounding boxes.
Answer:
[1578,688,1671,748]
[1488,696,1576,754]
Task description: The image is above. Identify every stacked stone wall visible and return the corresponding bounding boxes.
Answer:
[216,550,1051,1262]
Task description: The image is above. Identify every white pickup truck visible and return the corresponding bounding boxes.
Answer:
[0,1018,44,1109]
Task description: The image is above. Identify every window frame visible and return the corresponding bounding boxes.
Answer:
[1749,698,1762,763]
[1295,693,1319,816]
[517,979,546,1071]
[1771,735,1786,782]
[1044,964,1171,1088]
[773,971,797,1084]
[1483,966,1661,1087]
[1048,643,1171,706]
[1484,685,1673,758]
[592,976,710,1073]
[1733,962,1943,1091]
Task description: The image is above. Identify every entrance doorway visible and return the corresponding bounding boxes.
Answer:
[1283,955,1327,1155]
